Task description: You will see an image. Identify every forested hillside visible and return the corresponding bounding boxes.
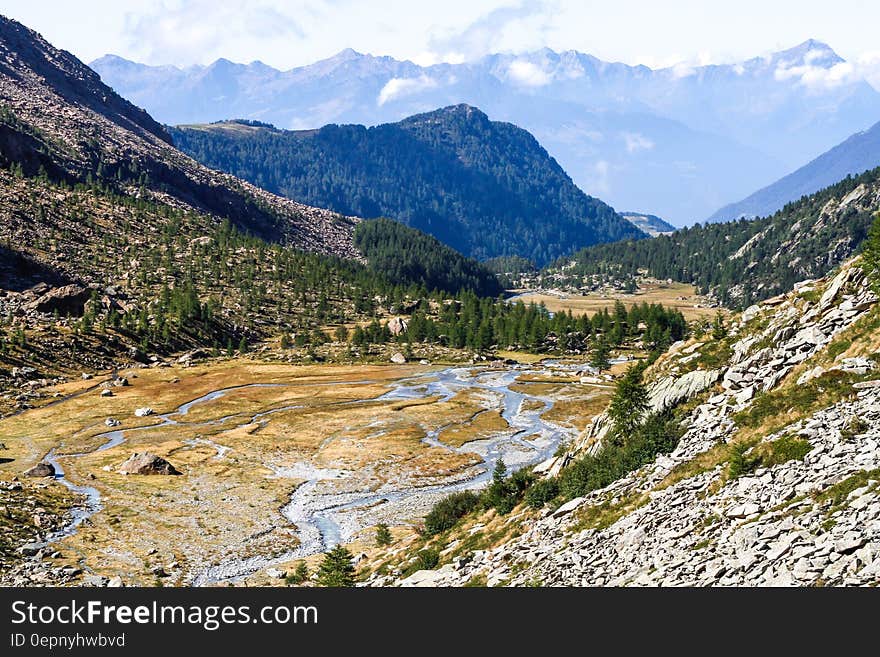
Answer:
[546,168,880,307]
[354,219,503,297]
[169,106,643,265]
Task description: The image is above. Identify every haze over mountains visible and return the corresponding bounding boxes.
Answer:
[93,40,880,225]
[708,119,880,222]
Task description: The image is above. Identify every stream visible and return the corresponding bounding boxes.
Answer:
[40,361,609,584]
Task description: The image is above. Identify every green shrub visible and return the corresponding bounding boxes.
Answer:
[733,371,854,430]
[841,416,869,440]
[753,435,812,467]
[559,412,682,499]
[415,549,439,570]
[424,491,481,535]
[525,478,560,508]
[826,338,851,361]
[727,443,760,478]
[375,523,392,546]
[482,461,535,515]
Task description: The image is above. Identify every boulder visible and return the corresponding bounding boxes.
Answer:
[134,407,154,417]
[552,496,586,518]
[648,369,721,413]
[791,326,825,347]
[117,452,180,476]
[390,352,407,365]
[735,386,755,404]
[100,389,113,397]
[387,317,408,337]
[19,542,45,556]
[741,305,762,323]
[25,284,92,317]
[819,267,858,309]
[832,357,876,375]
[266,567,286,579]
[24,462,55,478]
[797,366,826,386]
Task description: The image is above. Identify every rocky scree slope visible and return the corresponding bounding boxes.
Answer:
[372,261,880,586]
[0,15,358,257]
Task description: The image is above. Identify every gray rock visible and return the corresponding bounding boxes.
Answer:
[19,543,46,556]
[117,452,181,476]
[387,317,408,337]
[552,496,586,518]
[24,462,55,478]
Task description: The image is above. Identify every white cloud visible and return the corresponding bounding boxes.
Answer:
[588,160,611,195]
[120,0,307,66]
[425,1,556,64]
[507,59,551,86]
[772,49,880,91]
[622,132,655,154]
[377,75,439,105]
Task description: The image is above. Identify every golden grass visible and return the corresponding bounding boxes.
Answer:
[511,282,720,321]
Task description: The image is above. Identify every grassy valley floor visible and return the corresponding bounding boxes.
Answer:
[0,357,612,586]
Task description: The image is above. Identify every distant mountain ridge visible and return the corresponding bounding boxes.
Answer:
[93,40,880,225]
[170,106,644,265]
[707,119,880,223]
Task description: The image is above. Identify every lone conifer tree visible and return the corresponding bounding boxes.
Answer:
[317,545,356,587]
[375,523,392,547]
[590,339,611,372]
[607,363,649,442]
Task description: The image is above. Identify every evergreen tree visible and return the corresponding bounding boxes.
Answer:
[375,523,392,547]
[590,340,611,372]
[317,545,356,587]
[286,561,310,585]
[607,363,649,442]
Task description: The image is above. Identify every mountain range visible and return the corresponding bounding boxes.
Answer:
[92,41,880,225]
[708,119,880,222]
[169,108,643,265]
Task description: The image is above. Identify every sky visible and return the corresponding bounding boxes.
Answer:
[4,0,880,76]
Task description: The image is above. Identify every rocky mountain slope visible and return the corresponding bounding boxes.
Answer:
[368,259,880,586]
[0,15,357,256]
[622,212,676,237]
[92,41,880,225]
[709,120,880,223]
[543,166,880,308]
[170,107,643,265]
[0,17,503,417]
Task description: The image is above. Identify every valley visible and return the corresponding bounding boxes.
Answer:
[0,356,613,586]
[1,9,879,593]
